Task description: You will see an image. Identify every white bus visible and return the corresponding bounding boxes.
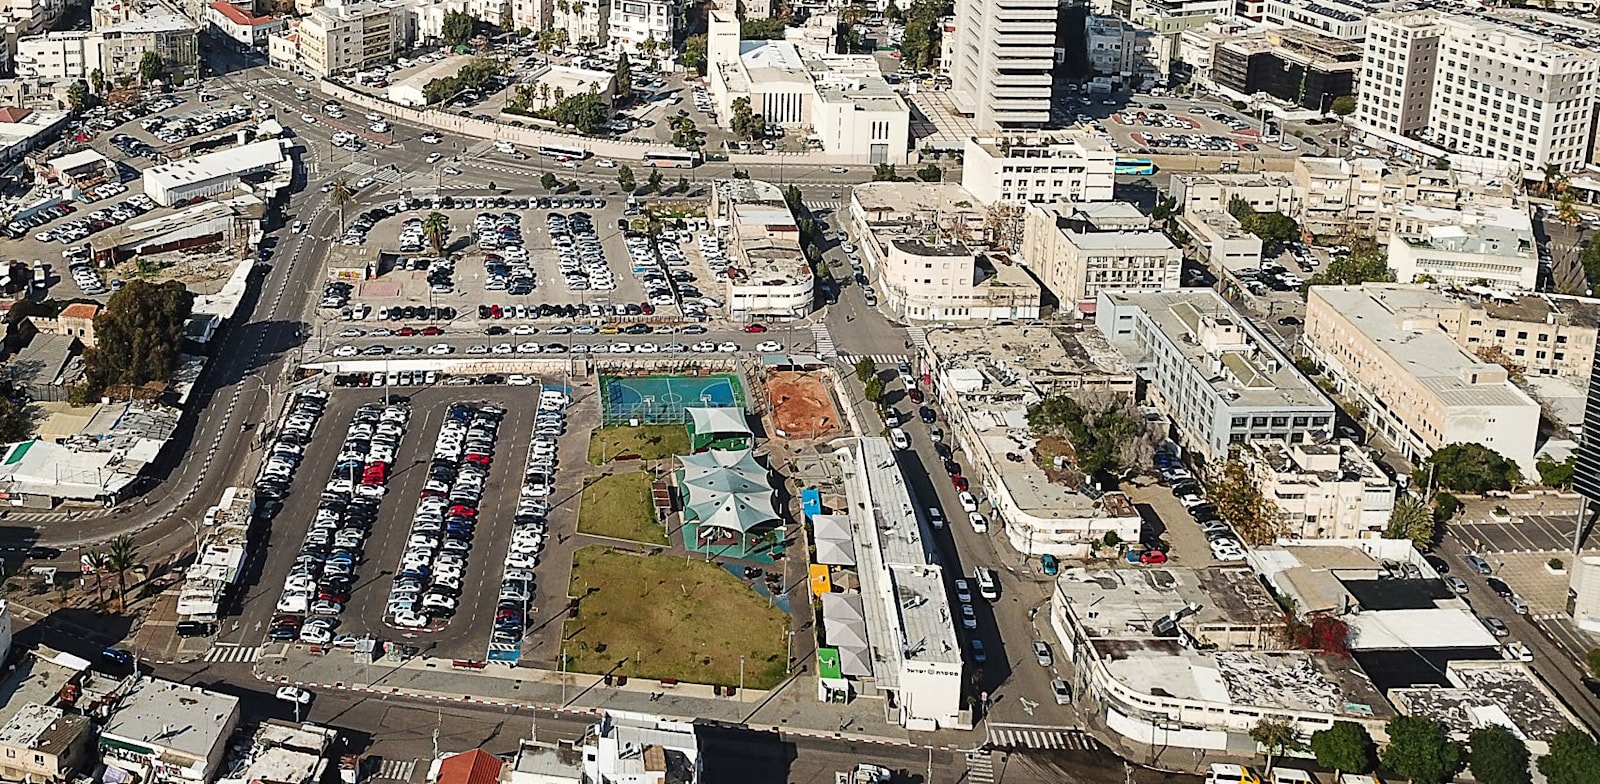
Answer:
[536,141,590,161]
[643,149,702,168]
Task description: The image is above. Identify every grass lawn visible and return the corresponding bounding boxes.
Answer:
[577,472,668,545]
[564,546,789,689]
[587,424,691,465]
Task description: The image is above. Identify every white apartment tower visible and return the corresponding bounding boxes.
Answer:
[1358,11,1600,174]
[949,0,1058,129]
[1354,12,1441,143]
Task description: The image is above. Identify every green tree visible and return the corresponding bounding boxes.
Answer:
[1468,725,1531,784]
[1250,717,1304,775]
[916,163,942,182]
[329,175,355,231]
[89,69,105,95]
[536,91,609,133]
[682,34,708,75]
[138,52,163,84]
[1312,246,1394,286]
[1419,443,1521,494]
[107,534,138,607]
[864,376,885,403]
[66,80,90,112]
[677,175,690,193]
[730,96,756,139]
[1311,721,1376,777]
[1330,95,1357,116]
[0,381,39,442]
[1384,494,1435,547]
[499,2,513,31]
[616,164,636,193]
[1027,389,1160,480]
[872,163,898,181]
[84,550,111,608]
[854,357,877,383]
[897,0,947,70]
[79,280,193,400]
[1539,455,1576,488]
[1381,715,1462,784]
[541,171,559,191]
[1579,238,1600,290]
[646,168,663,194]
[1227,196,1299,253]
[1587,648,1600,675]
[1539,727,1600,784]
[421,211,450,256]
[884,0,901,21]
[1210,458,1283,545]
[443,10,477,46]
[741,17,787,39]
[614,51,633,103]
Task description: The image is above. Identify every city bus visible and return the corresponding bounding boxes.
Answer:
[642,149,703,168]
[536,141,590,161]
[1114,157,1156,176]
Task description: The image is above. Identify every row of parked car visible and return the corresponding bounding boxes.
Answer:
[140,103,255,145]
[549,211,617,293]
[479,212,533,295]
[34,193,154,246]
[64,246,108,295]
[390,402,507,628]
[490,389,569,648]
[273,402,411,645]
[1162,453,1246,562]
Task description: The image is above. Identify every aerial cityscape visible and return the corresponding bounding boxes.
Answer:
[0,0,1596,783]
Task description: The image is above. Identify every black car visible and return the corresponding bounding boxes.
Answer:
[1277,316,1303,326]
[1425,554,1449,575]
[26,546,62,560]
[1486,577,1513,597]
[919,406,937,424]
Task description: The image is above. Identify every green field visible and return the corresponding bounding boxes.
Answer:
[587,424,691,465]
[577,471,668,545]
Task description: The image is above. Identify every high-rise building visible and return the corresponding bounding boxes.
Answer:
[1575,352,1600,505]
[1356,11,1600,174]
[949,0,1058,129]
[296,0,410,77]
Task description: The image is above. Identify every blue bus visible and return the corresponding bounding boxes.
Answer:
[1114,157,1156,175]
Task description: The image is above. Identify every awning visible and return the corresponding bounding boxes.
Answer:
[811,514,855,566]
[686,406,752,437]
[688,492,778,534]
[821,593,872,677]
[100,736,155,756]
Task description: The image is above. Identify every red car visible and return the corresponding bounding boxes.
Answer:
[1139,550,1169,565]
[396,326,417,337]
[490,304,503,318]
[464,453,491,466]
[908,388,925,404]
[744,323,768,333]
[449,504,477,518]
[421,326,444,336]
[951,475,969,491]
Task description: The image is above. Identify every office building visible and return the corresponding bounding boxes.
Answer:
[948,0,1057,129]
[1261,0,1370,41]
[707,179,813,319]
[1237,438,1396,539]
[1353,11,1442,145]
[1386,214,1537,291]
[1212,30,1360,112]
[295,0,411,77]
[1096,289,1335,463]
[1303,284,1540,476]
[960,133,1116,206]
[1021,202,1180,306]
[14,33,106,82]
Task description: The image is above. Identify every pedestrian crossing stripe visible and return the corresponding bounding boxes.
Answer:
[374,759,418,782]
[203,645,262,664]
[806,200,842,212]
[905,325,929,351]
[965,751,995,784]
[988,728,1096,750]
[840,354,908,366]
[811,324,837,358]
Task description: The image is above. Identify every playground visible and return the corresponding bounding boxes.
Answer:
[598,374,745,426]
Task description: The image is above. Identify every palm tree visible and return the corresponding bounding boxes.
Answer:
[89,69,105,95]
[422,211,450,256]
[539,82,552,109]
[1250,717,1303,776]
[1558,192,1581,226]
[85,551,111,607]
[1384,494,1434,547]
[329,175,354,232]
[107,535,137,608]
[554,86,565,103]
[1540,162,1567,197]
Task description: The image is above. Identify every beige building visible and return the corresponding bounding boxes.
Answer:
[1170,171,1298,217]
[295,0,410,77]
[0,704,92,784]
[707,179,813,319]
[961,133,1117,206]
[99,678,240,784]
[849,182,1042,322]
[1177,209,1262,272]
[1387,218,1537,291]
[1292,157,1386,240]
[1303,284,1541,476]
[14,32,106,82]
[1021,202,1180,307]
[1434,292,1600,381]
[91,0,201,85]
[1239,438,1396,539]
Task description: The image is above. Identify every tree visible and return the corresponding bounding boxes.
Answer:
[864,376,885,403]
[682,34,708,75]
[872,163,898,181]
[1384,494,1435,547]
[67,80,90,112]
[1539,727,1600,784]
[646,168,663,194]
[1419,443,1521,494]
[1330,95,1357,116]
[741,17,787,38]
[884,0,902,21]
[1209,458,1282,545]
[1468,725,1531,784]
[616,165,636,193]
[614,51,633,103]
[1381,715,1462,784]
[1310,721,1376,778]
[1312,246,1394,286]
[107,534,138,607]
[499,1,514,31]
[421,211,450,256]
[84,550,111,608]
[541,171,559,191]
[535,91,608,133]
[1027,389,1162,480]
[329,175,354,231]
[1475,344,1526,383]
[897,0,947,69]
[1581,237,1600,290]
[1537,455,1576,488]
[138,51,163,84]
[677,175,690,194]
[1289,614,1351,656]
[79,280,193,401]
[1250,717,1304,775]
[1227,196,1300,253]
[855,357,877,383]
[0,381,38,442]
[443,10,477,46]
[89,69,105,95]
[1559,192,1581,226]
[916,163,942,182]
[1587,648,1600,675]
[1540,162,1567,197]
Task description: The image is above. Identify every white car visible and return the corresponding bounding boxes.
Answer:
[507,374,535,386]
[890,428,910,450]
[427,343,454,355]
[275,686,312,705]
[958,491,978,512]
[718,342,739,353]
[691,341,717,352]
[829,166,848,174]
[1210,539,1246,561]
[421,133,442,143]
[596,159,617,168]
[333,345,359,357]
[755,340,783,352]
[426,153,443,164]
[300,113,317,123]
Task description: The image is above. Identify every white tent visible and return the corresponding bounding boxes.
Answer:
[821,593,872,676]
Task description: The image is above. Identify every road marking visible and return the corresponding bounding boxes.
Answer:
[374,758,418,782]
[965,751,995,784]
[203,644,262,664]
[840,353,908,366]
[988,727,1096,750]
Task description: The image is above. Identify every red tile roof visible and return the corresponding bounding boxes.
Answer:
[437,750,502,784]
[59,303,100,320]
[0,108,32,123]
[209,1,277,26]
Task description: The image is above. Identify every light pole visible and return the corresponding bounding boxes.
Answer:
[739,655,745,694]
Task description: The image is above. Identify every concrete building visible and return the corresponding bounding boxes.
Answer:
[960,133,1116,206]
[1021,202,1180,307]
[1085,14,1167,85]
[0,0,75,35]
[606,0,673,54]
[295,0,411,77]
[217,720,338,784]
[204,1,284,51]
[553,0,607,47]
[923,325,1142,556]
[831,437,966,730]
[1238,438,1396,539]
[14,32,106,82]
[948,0,1057,129]
[1387,217,1537,291]
[1432,291,1600,382]
[0,646,92,784]
[1170,171,1298,217]
[707,179,813,319]
[1302,284,1541,476]
[99,678,240,784]
[1356,11,1600,174]
[30,302,99,348]
[581,711,700,784]
[1096,289,1336,463]
[1292,157,1387,240]
[91,0,201,85]
[141,140,289,207]
[706,11,907,163]
[1390,662,1581,756]
[1260,0,1369,41]
[847,182,1042,322]
[1178,210,1263,272]
[1212,30,1360,113]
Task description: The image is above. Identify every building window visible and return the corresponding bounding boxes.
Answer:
[1251,416,1268,427]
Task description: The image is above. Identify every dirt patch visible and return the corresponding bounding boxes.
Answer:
[766,371,841,439]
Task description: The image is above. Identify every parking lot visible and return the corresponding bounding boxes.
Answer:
[249,382,588,661]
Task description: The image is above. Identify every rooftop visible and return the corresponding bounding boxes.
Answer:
[591,711,697,784]
[1055,566,1284,643]
[1063,230,1178,252]
[0,647,87,716]
[1390,661,1578,744]
[1309,285,1540,409]
[0,703,87,755]
[208,0,277,25]
[1245,437,1388,484]
[102,677,239,760]
[927,323,1134,397]
[143,139,287,192]
[1096,643,1391,720]
[712,179,808,289]
[969,132,1115,161]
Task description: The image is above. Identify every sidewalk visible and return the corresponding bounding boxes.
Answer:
[255,647,951,748]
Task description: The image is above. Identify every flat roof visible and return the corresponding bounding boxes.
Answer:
[1346,608,1500,650]
[46,149,108,172]
[1056,566,1283,641]
[102,677,238,760]
[143,139,286,192]
[1310,285,1540,409]
[1096,643,1391,719]
[1065,230,1177,251]
[0,703,87,756]
[1390,662,1577,743]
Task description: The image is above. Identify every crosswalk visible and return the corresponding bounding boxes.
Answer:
[905,325,929,353]
[988,726,1097,751]
[806,200,843,212]
[841,353,908,366]
[812,323,837,358]
[965,751,995,784]
[373,758,419,782]
[203,644,262,664]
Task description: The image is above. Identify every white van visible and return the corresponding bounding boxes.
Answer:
[495,141,516,154]
[974,567,999,601]
[1267,770,1316,784]
[1204,765,1261,784]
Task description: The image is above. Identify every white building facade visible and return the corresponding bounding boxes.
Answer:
[948,0,1057,128]
[961,134,1116,206]
[14,32,105,81]
[295,0,411,77]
